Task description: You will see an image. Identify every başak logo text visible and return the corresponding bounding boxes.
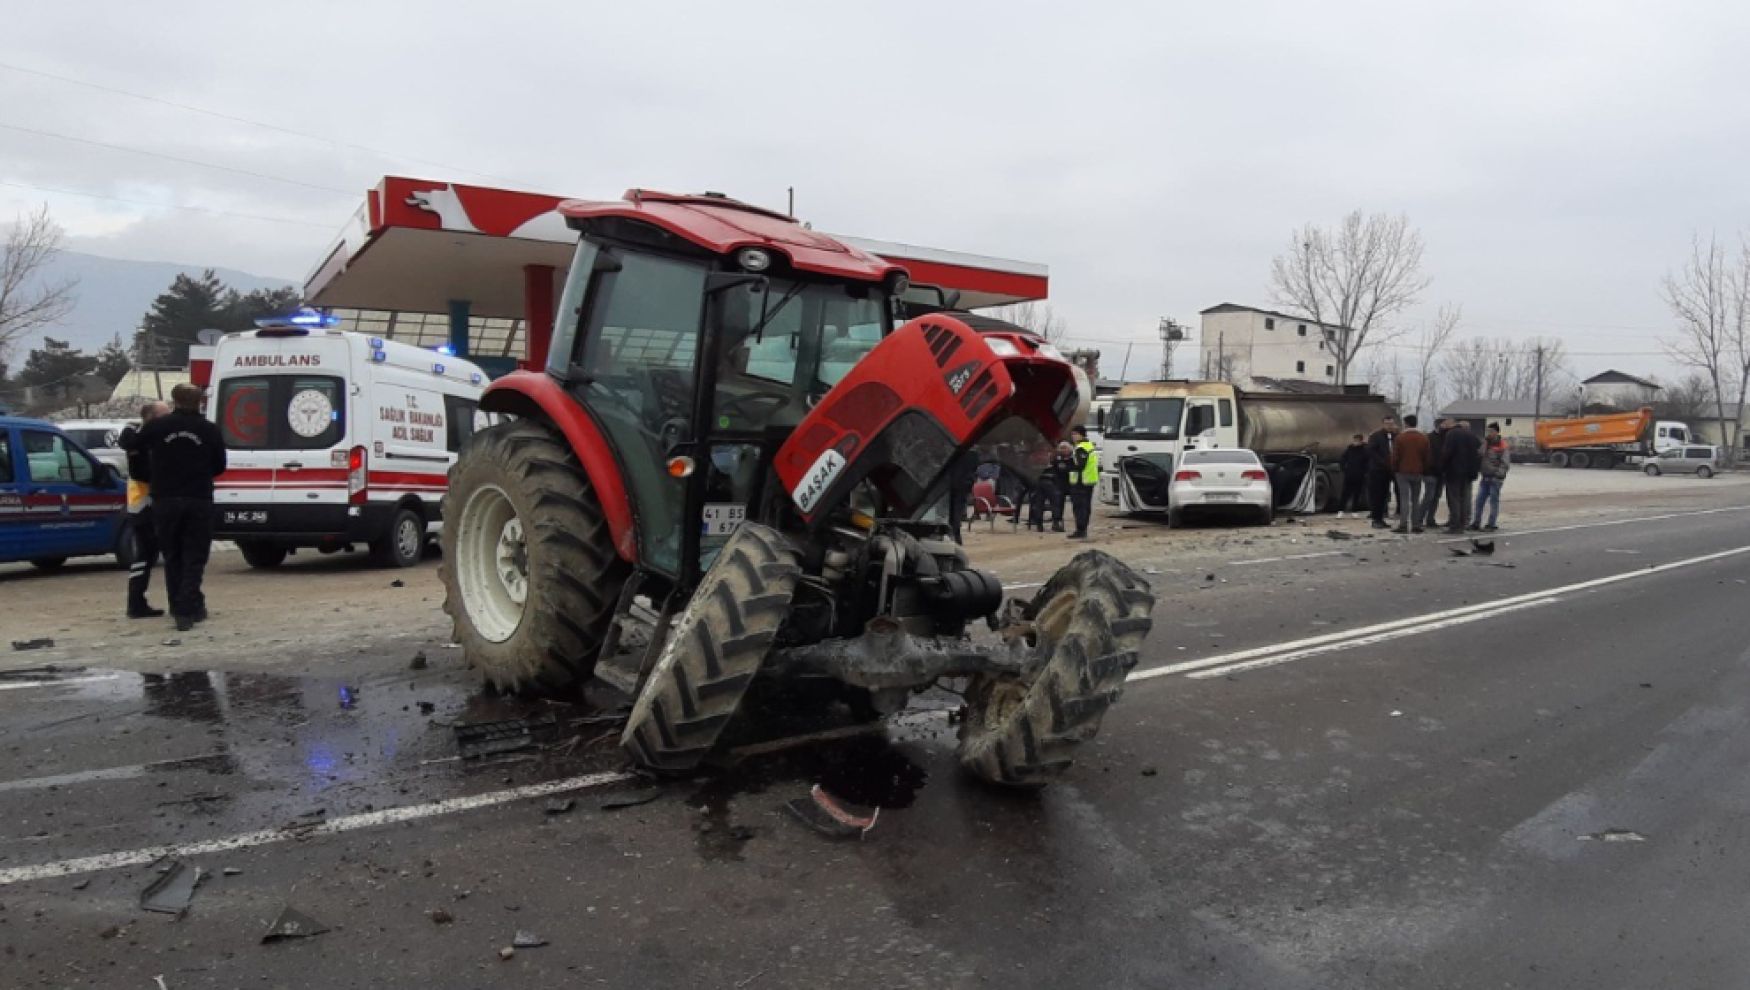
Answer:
[233,354,322,368]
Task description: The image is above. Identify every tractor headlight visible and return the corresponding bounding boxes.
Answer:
[985,337,1021,358]
[736,248,772,272]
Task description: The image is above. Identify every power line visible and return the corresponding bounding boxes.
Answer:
[0,121,356,196]
[0,60,519,186]
[0,178,335,229]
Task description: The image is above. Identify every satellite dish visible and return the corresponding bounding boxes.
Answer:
[196,329,225,345]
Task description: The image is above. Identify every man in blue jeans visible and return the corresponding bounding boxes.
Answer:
[1471,422,1510,532]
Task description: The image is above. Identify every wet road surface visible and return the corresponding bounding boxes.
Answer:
[2,490,1749,987]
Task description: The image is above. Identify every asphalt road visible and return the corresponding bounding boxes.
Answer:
[3,489,1749,988]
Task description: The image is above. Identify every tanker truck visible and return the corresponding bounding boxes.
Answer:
[1098,380,1393,515]
[1534,407,1688,468]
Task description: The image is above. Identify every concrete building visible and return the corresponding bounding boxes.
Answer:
[1438,399,1544,442]
[1581,370,1661,411]
[1198,303,1344,386]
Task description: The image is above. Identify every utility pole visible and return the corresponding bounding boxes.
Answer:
[1157,317,1185,380]
[1532,343,1545,423]
[786,187,795,218]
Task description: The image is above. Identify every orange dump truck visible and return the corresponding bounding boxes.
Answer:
[1535,407,1690,468]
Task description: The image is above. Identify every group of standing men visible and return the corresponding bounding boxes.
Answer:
[1339,414,1511,534]
[119,384,228,631]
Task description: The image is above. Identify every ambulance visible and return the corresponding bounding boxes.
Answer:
[208,313,488,568]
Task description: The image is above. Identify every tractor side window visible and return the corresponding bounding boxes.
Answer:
[577,253,709,576]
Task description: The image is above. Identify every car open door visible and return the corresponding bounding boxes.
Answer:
[18,426,123,559]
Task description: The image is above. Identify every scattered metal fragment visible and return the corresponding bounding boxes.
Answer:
[261,906,330,942]
[454,714,558,759]
[1579,828,1646,843]
[9,638,53,651]
[154,976,169,990]
[390,579,405,588]
[1389,710,1404,718]
[409,651,428,670]
[139,859,201,915]
[512,930,548,948]
[1324,530,1356,541]
[222,868,242,876]
[543,798,575,816]
[599,787,663,811]
[785,784,878,839]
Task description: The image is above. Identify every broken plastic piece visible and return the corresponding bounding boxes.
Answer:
[1471,539,1495,555]
[1324,530,1356,541]
[599,788,663,811]
[513,930,548,948]
[9,637,53,651]
[785,784,878,838]
[261,906,330,942]
[454,714,558,759]
[139,859,201,915]
[543,797,576,815]
[1578,828,1646,843]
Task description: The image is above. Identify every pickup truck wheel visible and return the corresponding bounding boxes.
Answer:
[621,523,801,772]
[957,550,1154,788]
[238,542,288,569]
[1645,464,1661,477]
[442,420,629,694]
[29,557,66,571]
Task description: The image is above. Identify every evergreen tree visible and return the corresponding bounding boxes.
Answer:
[94,333,132,385]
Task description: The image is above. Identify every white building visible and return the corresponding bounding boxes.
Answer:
[1581,370,1661,411]
[1197,303,1344,385]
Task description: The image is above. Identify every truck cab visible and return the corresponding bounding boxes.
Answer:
[0,416,130,570]
[1098,385,1240,512]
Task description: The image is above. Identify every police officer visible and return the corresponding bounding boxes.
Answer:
[119,401,170,618]
[1029,440,1073,532]
[134,384,227,631]
[1067,426,1099,540]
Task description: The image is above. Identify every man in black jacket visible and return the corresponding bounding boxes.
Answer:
[1337,434,1369,518]
[1420,418,1449,530]
[1365,416,1397,529]
[1440,420,1483,535]
[134,384,228,630]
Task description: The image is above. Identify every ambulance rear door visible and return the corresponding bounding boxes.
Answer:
[212,333,354,516]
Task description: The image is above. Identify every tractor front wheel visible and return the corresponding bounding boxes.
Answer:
[957,550,1155,787]
[441,419,628,693]
[621,523,801,772]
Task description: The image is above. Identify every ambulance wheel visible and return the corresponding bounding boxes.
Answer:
[238,542,287,569]
[442,419,629,694]
[372,507,425,568]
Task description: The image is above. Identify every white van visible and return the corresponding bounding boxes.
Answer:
[208,318,487,568]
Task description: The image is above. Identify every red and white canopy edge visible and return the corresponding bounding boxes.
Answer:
[303,177,1048,365]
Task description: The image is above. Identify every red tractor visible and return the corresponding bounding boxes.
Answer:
[439,190,1153,786]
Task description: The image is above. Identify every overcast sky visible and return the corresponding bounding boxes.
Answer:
[6,0,1748,388]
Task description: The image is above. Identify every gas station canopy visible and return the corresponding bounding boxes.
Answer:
[303,176,1049,372]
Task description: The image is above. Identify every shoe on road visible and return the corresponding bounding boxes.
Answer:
[1393,527,1409,534]
[1412,527,1425,534]
[128,605,165,619]
[174,616,195,632]
[1483,524,1498,531]
[1371,520,1389,530]
[1067,532,1088,540]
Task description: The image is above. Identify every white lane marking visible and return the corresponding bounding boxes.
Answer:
[0,753,229,794]
[0,770,636,886]
[0,674,120,692]
[1185,597,1560,678]
[1229,550,1351,567]
[1131,543,1750,682]
[1434,504,1750,544]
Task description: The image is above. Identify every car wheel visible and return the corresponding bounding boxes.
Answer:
[1258,503,1274,526]
[1645,464,1660,476]
[29,557,67,571]
[1698,465,1714,479]
[1167,507,1185,529]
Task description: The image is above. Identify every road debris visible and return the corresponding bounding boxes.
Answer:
[9,637,53,651]
[409,651,428,670]
[1325,530,1357,541]
[429,908,454,924]
[390,579,405,588]
[222,867,242,876]
[139,859,201,916]
[513,930,548,948]
[160,638,182,647]
[454,714,558,759]
[1389,710,1404,717]
[543,797,576,816]
[1579,828,1646,843]
[1140,766,1158,777]
[154,975,169,990]
[261,906,330,943]
[1471,539,1496,556]
[499,946,516,961]
[785,784,879,839]
[1605,548,1642,555]
[599,787,663,811]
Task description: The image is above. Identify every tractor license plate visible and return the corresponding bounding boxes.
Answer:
[224,510,268,524]
[701,503,745,536]
[1203,492,1239,502]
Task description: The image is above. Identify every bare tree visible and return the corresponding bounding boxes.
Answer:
[1661,232,1739,456]
[985,301,1068,343]
[0,206,77,362]
[1363,349,1407,408]
[1441,336,1573,403]
[1407,303,1462,421]
[1269,210,1430,387]
[1726,237,1750,455]
[1655,371,1716,423]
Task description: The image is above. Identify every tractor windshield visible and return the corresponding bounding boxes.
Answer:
[715,277,887,426]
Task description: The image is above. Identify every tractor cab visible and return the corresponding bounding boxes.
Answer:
[441,189,1153,788]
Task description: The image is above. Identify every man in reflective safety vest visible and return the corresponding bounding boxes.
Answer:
[1067,426,1099,540]
[119,400,169,618]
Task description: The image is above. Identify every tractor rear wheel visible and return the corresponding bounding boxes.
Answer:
[957,550,1155,787]
[441,419,628,693]
[621,523,801,772]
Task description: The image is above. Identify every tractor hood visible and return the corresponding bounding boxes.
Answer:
[773,312,1081,524]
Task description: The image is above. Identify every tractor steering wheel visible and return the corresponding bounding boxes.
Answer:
[716,389,793,425]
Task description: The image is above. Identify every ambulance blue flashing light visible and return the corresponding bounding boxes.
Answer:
[435,343,456,356]
[371,350,387,362]
[432,363,446,375]
[469,372,483,385]
[256,308,339,330]
[368,337,384,349]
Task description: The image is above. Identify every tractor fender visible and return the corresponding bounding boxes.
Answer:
[479,370,637,562]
